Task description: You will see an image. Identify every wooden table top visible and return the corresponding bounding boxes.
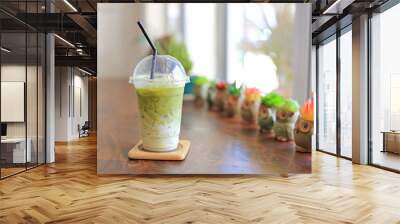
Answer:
[97,101,311,175]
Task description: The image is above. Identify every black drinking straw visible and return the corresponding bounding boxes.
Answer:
[137,21,157,79]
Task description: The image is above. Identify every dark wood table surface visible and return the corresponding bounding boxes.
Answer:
[98,100,311,175]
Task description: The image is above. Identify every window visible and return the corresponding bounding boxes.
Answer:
[316,26,352,159]
[370,3,400,171]
[166,3,182,40]
[227,4,295,94]
[184,4,217,79]
[0,2,46,179]
[340,29,352,158]
[164,3,307,96]
[317,37,337,154]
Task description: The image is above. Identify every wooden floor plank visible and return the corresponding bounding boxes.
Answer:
[0,135,400,223]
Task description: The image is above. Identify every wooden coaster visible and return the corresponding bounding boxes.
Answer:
[128,140,190,161]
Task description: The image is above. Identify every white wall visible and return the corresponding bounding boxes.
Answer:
[1,65,26,137]
[55,67,69,141]
[1,64,46,163]
[55,67,89,141]
[72,74,89,138]
[1,65,38,138]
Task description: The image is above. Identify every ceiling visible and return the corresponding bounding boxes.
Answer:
[0,0,98,74]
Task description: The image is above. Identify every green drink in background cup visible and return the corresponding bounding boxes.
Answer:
[130,55,188,152]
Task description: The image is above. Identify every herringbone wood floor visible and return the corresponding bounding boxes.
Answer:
[1,135,400,224]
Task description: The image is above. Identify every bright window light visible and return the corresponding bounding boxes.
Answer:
[184,4,216,79]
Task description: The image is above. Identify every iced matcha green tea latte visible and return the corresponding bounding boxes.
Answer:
[131,55,188,152]
[135,78,185,151]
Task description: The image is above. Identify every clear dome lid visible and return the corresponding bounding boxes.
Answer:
[129,55,188,88]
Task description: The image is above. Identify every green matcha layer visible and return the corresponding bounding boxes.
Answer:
[136,84,185,127]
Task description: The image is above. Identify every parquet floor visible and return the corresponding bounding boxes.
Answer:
[1,167,26,178]
[1,135,400,223]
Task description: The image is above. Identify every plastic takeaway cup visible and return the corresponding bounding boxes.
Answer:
[129,55,188,152]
